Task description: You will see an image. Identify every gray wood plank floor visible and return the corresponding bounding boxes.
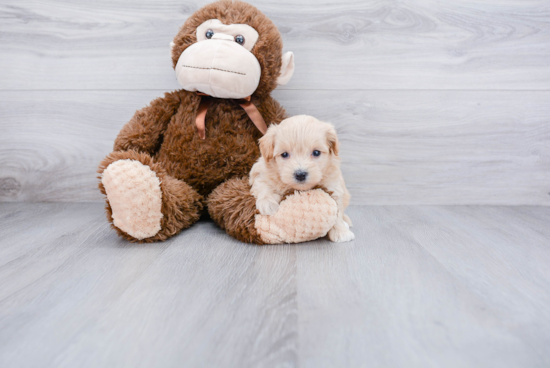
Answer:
[1,203,549,367]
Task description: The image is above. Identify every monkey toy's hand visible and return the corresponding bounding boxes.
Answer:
[255,189,338,244]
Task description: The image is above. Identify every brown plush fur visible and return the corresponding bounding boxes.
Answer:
[207,177,265,244]
[98,0,288,242]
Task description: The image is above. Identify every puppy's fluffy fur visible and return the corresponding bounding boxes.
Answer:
[250,115,354,242]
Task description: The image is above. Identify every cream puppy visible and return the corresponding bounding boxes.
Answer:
[250,115,354,242]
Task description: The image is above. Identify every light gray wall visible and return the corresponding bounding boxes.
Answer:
[1,0,549,204]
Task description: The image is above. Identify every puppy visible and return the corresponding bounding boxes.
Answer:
[250,115,354,242]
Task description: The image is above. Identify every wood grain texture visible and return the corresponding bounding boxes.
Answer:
[1,203,550,367]
[0,202,298,368]
[1,89,549,204]
[296,205,550,367]
[1,0,549,204]
[1,0,549,90]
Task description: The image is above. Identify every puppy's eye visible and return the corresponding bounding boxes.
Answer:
[312,150,321,157]
[234,35,245,45]
[205,29,214,39]
[281,152,289,158]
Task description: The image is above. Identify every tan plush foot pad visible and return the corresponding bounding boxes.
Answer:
[101,160,163,240]
[255,189,338,244]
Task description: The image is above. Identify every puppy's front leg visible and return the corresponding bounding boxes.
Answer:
[327,186,354,242]
[343,214,353,227]
[250,160,282,216]
[256,192,281,216]
[328,212,355,242]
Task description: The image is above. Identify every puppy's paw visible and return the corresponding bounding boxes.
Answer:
[328,226,355,243]
[256,199,280,216]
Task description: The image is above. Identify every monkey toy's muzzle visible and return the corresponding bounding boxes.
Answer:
[175,39,262,99]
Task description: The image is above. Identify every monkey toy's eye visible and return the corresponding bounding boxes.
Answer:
[312,150,321,157]
[281,152,289,159]
[205,29,214,39]
[234,35,245,45]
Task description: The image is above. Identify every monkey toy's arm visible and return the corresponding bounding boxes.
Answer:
[113,91,182,154]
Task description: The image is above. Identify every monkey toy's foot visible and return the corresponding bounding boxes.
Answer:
[102,159,163,240]
[99,151,203,243]
[255,189,338,244]
[207,178,338,244]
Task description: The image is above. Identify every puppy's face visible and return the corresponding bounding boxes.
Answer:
[259,115,339,190]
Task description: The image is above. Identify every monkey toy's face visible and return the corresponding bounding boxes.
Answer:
[175,19,262,99]
[170,0,294,99]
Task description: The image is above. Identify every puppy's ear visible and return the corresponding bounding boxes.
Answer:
[326,125,340,156]
[259,126,276,161]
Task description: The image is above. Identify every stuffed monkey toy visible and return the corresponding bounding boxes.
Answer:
[98,0,338,244]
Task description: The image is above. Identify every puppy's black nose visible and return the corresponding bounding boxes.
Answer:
[294,170,308,182]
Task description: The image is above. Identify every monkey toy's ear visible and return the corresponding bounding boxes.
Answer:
[277,52,295,86]
[169,41,175,58]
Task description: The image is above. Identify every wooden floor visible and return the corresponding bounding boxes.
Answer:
[1,203,549,367]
